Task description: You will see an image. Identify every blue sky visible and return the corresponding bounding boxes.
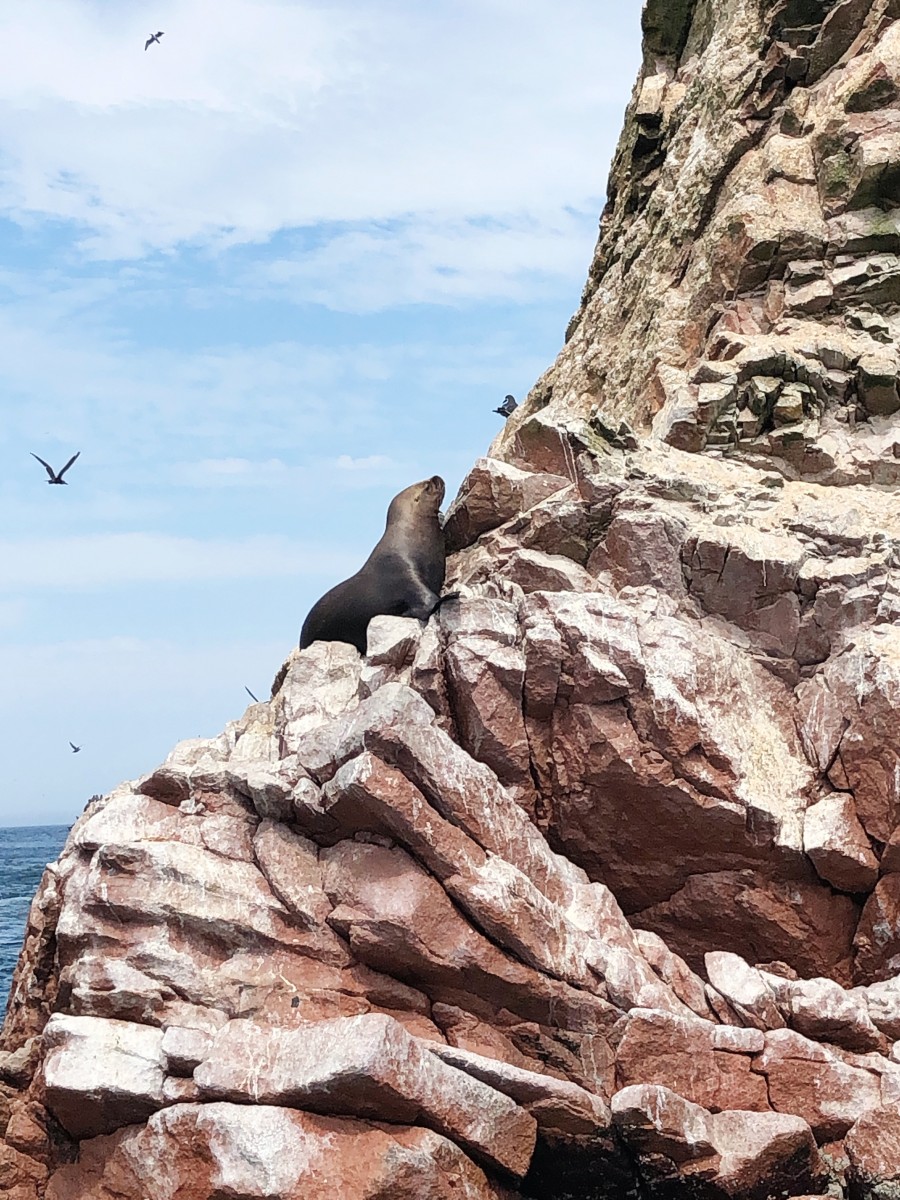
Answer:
[0,0,642,825]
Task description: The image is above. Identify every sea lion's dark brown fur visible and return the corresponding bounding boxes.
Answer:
[300,475,453,655]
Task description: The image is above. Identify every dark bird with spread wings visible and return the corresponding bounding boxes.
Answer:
[69,742,81,754]
[31,451,80,484]
[493,394,518,418]
[145,31,164,50]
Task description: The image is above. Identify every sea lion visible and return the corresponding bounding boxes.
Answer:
[300,475,455,655]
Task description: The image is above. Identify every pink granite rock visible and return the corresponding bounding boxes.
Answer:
[803,792,880,895]
[194,1013,536,1178]
[704,952,785,1031]
[756,1029,884,1140]
[614,1009,770,1114]
[45,1104,514,1200]
[443,457,572,553]
[612,1084,821,1197]
[856,876,900,984]
[846,1105,900,1199]
[42,1015,165,1139]
[786,976,885,1053]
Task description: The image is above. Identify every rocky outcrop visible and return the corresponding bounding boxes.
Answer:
[5,0,900,1197]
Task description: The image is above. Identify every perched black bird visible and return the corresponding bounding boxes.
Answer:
[145,31,164,50]
[493,394,517,418]
[245,686,260,703]
[31,451,80,484]
[69,742,81,754]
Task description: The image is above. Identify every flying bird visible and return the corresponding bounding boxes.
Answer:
[31,451,80,485]
[245,686,260,703]
[145,31,164,50]
[493,394,517,418]
[69,742,81,754]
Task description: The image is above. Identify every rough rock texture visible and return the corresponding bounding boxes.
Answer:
[5,0,900,1197]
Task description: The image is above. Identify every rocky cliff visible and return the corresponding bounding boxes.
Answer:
[5,0,900,1197]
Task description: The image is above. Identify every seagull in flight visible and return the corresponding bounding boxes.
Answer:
[31,451,80,485]
[69,742,81,754]
[145,31,164,50]
[493,394,518,418]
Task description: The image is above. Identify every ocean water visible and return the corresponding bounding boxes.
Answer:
[0,825,69,1011]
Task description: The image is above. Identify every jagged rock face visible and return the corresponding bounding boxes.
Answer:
[5,2,900,1199]
[502,0,900,487]
[447,452,900,990]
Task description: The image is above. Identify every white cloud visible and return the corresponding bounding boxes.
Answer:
[0,278,542,478]
[335,454,394,471]
[167,454,404,491]
[0,0,641,276]
[0,304,383,461]
[0,533,358,589]
[256,212,601,312]
[171,457,291,488]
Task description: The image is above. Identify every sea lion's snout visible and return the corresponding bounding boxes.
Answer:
[427,475,446,502]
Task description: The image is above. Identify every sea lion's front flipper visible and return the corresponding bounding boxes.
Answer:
[402,584,443,621]
[432,591,460,611]
[403,584,461,622]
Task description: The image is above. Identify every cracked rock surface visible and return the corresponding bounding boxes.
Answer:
[5,0,900,1197]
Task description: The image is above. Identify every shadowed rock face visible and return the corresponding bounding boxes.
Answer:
[6,2,900,1198]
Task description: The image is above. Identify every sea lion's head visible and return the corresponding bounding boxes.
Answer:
[417,475,446,508]
[387,475,446,525]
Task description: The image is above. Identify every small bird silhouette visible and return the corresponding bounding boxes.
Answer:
[145,31,164,50]
[245,686,260,703]
[69,742,81,754]
[31,451,80,484]
[493,394,517,418]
